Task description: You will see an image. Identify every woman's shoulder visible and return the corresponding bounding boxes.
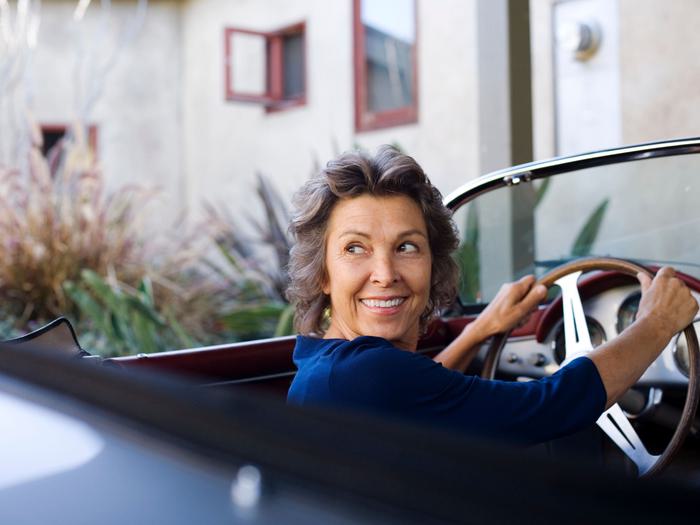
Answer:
[295,334,388,359]
[298,334,418,356]
[295,334,436,372]
[295,334,398,355]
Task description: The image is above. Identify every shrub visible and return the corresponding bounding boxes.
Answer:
[0,129,152,328]
[0,127,295,354]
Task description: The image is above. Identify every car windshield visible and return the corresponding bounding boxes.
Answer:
[453,151,700,305]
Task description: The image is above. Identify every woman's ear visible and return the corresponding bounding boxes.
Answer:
[321,269,330,295]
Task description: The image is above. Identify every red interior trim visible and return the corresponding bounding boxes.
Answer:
[111,337,297,381]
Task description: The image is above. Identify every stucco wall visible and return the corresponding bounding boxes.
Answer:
[181,0,353,217]
[181,0,482,218]
[531,0,700,156]
[619,0,700,143]
[27,0,184,218]
[14,0,488,227]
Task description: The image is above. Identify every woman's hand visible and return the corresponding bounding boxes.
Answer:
[636,267,698,341]
[471,275,548,340]
[434,275,546,372]
[590,266,698,408]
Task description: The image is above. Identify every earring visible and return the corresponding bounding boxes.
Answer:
[320,304,332,331]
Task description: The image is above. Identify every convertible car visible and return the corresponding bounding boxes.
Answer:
[2,137,700,522]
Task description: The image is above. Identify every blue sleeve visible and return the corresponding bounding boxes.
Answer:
[330,342,606,446]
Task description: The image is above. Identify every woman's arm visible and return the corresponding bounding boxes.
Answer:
[589,267,698,409]
[434,275,547,372]
[435,266,698,389]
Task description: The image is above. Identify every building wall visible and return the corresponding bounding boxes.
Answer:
[181,0,483,218]
[181,0,354,217]
[26,0,184,218]
[14,0,494,226]
[619,0,700,143]
[531,0,700,157]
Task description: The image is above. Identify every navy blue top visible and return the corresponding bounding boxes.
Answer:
[287,335,607,445]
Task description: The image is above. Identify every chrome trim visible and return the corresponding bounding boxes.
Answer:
[625,387,664,420]
[444,137,700,209]
[201,370,296,387]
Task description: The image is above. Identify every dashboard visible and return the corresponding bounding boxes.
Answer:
[494,284,699,387]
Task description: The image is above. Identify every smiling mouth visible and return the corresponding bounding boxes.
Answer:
[360,297,406,308]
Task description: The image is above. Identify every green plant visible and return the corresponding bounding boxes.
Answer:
[203,173,296,338]
[64,269,195,357]
[571,198,609,257]
[455,202,480,303]
[0,130,152,327]
[0,124,304,352]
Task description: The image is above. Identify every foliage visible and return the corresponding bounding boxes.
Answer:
[534,177,551,208]
[0,135,341,353]
[455,202,481,303]
[571,198,610,257]
[0,125,235,354]
[0,127,152,328]
[203,173,295,338]
[64,270,195,357]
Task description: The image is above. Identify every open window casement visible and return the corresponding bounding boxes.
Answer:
[224,23,306,111]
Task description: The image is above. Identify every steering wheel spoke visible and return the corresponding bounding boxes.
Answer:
[555,271,594,365]
[596,403,659,476]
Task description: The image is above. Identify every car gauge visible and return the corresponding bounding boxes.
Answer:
[552,317,606,364]
[616,291,641,334]
[673,323,699,378]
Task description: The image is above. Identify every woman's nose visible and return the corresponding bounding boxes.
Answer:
[370,254,400,286]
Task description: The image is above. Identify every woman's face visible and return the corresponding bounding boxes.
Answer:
[322,194,432,350]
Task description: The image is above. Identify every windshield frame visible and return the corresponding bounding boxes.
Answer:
[444,137,700,211]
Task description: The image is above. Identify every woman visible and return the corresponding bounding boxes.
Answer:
[286,146,697,445]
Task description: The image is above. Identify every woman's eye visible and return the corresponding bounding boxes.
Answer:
[398,242,419,253]
[345,244,366,254]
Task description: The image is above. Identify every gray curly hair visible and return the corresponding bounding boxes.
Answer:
[286,145,460,335]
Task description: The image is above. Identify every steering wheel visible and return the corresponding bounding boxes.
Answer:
[480,257,700,477]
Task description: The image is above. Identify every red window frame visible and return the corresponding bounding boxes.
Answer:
[353,0,418,132]
[224,22,306,113]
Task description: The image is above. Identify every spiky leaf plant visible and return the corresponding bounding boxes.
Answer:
[0,127,152,328]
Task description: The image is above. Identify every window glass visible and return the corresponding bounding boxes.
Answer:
[282,33,305,99]
[229,32,267,96]
[360,0,415,113]
[453,153,700,305]
[41,128,65,156]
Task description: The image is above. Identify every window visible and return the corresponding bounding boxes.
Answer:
[40,124,98,158]
[224,22,306,112]
[354,0,417,131]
